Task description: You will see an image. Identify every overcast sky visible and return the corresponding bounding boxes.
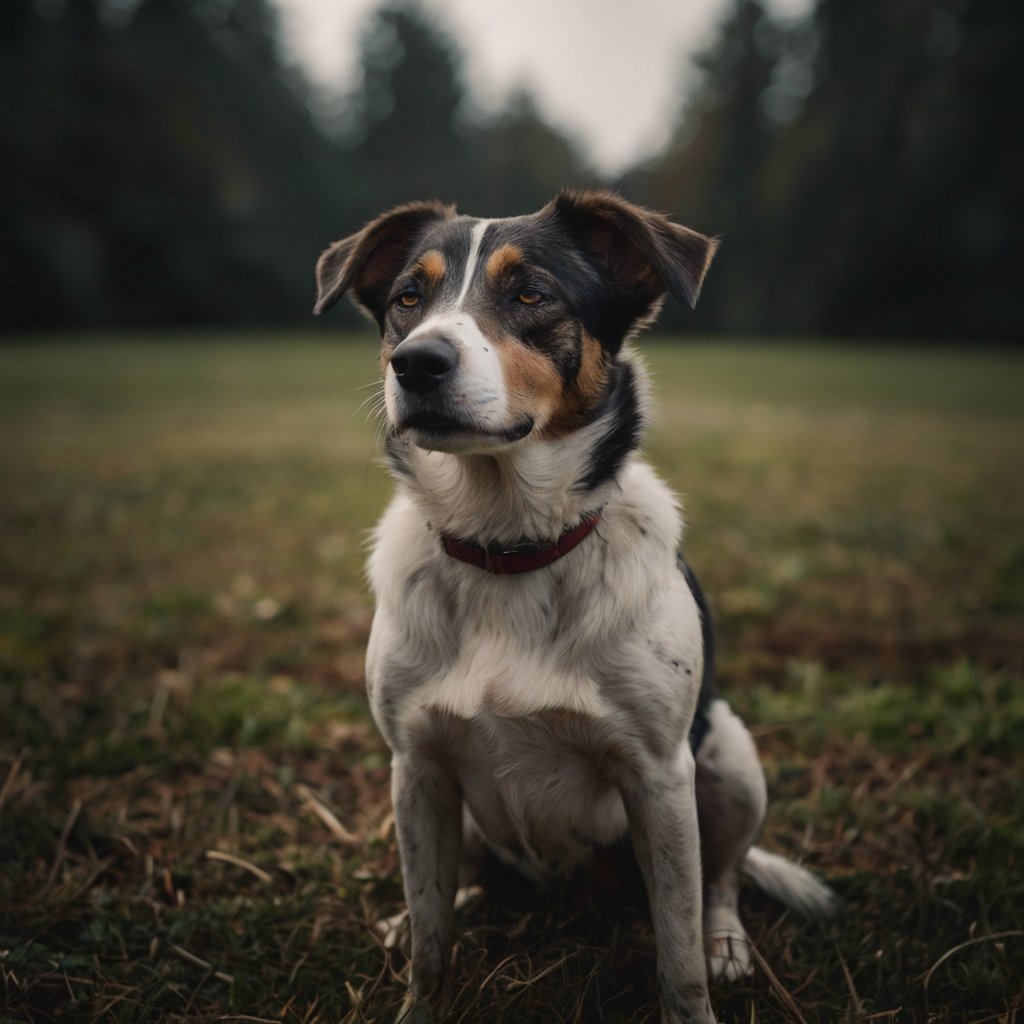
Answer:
[273,0,811,174]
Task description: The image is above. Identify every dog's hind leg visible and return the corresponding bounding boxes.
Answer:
[695,698,767,981]
[459,805,486,885]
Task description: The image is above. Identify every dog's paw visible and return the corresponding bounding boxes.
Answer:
[395,993,434,1024]
[374,908,411,951]
[704,902,754,981]
[705,927,753,982]
[453,883,484,914]
[374,886,482,953]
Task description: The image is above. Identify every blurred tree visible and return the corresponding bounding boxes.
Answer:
[0,0,367,327]
[627,0,1024,339]
[471,90,596,217]
[0,0,594,330]
[338,5,599,222]
[777,0,1024,338]
[624,0,781,333]
[4,0,1019,337]
[341,4,470,213]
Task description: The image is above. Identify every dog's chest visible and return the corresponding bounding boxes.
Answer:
[368,509,700,746]
[418,614,612,718]
[372,553,645,725]
[366,471,703,873]
[368,574,696,875]
[440,703,633,877]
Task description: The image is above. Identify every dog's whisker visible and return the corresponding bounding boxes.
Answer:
[363,399,385,415]
[371,421,390,450]
[358,387,389,425]
[359,400,386,422]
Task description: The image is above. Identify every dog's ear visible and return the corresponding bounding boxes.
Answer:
[548,189,717,316]
[314,200,456,324]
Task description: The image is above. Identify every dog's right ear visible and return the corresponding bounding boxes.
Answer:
[546,189,717,344]
[314,200,456,325]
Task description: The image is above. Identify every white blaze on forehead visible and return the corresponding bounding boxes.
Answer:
[455,219,492,308]
[385,218,522,442]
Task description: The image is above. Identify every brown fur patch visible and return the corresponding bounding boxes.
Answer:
[379,340,395,378]
[415,249,447,289]
[544,331,609,437]
[491,327,609,439]
[485,244,524,284]
[496,336,564,430]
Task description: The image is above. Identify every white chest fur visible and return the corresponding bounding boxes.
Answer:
[365,457,704,875]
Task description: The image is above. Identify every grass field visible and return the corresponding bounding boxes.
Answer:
[1,334,1022,1024]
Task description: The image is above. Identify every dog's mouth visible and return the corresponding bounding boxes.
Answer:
[397,411,535,449]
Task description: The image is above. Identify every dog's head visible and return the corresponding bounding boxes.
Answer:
[314,190,716,455]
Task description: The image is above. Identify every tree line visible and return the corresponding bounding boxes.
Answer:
[2,0,1020,338]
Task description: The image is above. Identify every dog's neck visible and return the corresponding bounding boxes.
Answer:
[386,353,649,546]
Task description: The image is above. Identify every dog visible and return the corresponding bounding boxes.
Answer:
[314,190,835,1024]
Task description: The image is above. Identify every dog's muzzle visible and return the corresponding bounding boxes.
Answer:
[390,334,458,395]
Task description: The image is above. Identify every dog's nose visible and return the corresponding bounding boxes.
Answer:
[390,335,458,394]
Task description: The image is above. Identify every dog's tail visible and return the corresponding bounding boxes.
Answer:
[741,846,839,919]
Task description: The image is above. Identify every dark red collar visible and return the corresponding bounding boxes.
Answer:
[441,510,603,575]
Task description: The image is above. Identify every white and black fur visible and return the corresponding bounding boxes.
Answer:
[314,190,835,1024]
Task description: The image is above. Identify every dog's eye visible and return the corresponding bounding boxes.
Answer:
[395,291,421,309]
[517,289,545,306]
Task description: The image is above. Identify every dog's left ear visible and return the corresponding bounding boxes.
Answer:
[548,189,718,316]
[314,199,456,324]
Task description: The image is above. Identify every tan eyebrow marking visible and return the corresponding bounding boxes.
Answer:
[414,249,446,288]
[485,244,524,283]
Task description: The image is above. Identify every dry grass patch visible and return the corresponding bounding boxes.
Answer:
[2,335,1022,1022]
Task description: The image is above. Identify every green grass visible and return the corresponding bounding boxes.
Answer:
[1,333,1022,1023]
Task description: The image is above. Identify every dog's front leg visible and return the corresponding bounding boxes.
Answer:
[391,752,462,1023]
[621,752,717,1024]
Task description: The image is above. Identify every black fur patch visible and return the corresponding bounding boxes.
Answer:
[575,360,644,492]
[677,556,717,753]
[498,218,643,355]
[383,430,414,478]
